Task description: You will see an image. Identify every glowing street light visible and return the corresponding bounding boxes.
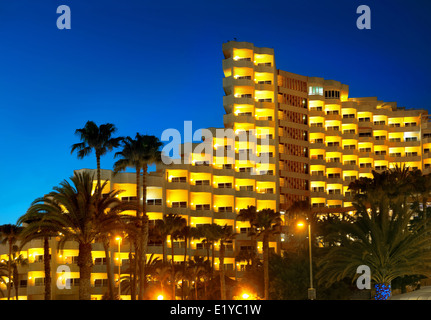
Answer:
[297,219,316,300]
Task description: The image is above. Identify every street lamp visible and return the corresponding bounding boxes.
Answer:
[297,219,316,300]
[241,293,250,300]
[115,236,122,297]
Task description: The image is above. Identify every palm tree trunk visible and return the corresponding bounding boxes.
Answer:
[195,276,198,300]
[211,243,215,278]
[129,241,136,300]
[103,238,115,299]
[220,241,226,300]
[162,237,166,263]
[171,235,175,300]
[7,241,12,300]
[263,233,269,300]
[182,235,188,300]
[139,165,149,300]
[78,242,93,300]
[13,265,18,300]
[374,283,391,300]
[96,152,101,191]
[43,237,51,300]
[134,166,144,299]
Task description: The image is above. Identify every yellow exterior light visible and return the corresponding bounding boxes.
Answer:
[297,221,305,228]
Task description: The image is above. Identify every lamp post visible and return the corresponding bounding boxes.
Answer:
[297,219,315,300]
[116,236,122,297]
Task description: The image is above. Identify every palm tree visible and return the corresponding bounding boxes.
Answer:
[195,224,224,276]
[187,256,211,300]
[136,134,162,300]
[24,171,129,300]
[152,261,172,299]
[157,214,186,299]
[71,121,123,191]
[17,211,59,300]
[318,168,431,300]
[218,224,237,300]
[253,209,282,300]
[0,261,8,297]
[10,247,28,300]
[236,206,258,267]
[0,224,22,300]
[118,214,141,299]
[113,133,162,300]
[154,219,170,263]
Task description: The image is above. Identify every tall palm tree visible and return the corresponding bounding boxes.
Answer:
[155,214,186,299]
[17,210,59,300]
[176,225,197,299]
[137,134,162,300]
[0,224,23,300]
[71,121,123,191]
[253,209,282,300]
[0,261,8,297]
[318,168,431,300]
[152,261,172,299]
[168,215,187,300]
[236,206,258,268]
[113,133,162,300]
[218,224,237,300]
[195,224,224,276]
[114,134,146,299]
[187,256,211,300]
[24,172,129,300]
[10,248,27,300]
[155,219,170,263]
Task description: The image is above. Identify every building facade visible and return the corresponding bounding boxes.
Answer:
[1,40,430,299]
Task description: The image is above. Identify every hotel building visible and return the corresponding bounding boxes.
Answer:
[1,41,430,299]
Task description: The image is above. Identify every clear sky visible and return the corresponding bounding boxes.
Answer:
[0,0,430,224]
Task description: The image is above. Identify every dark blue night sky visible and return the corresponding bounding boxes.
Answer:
[0,0,430,223]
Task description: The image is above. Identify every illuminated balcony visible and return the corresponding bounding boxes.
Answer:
[310,125,325,134]
[255,118,275,128]
[213,211,236,220]
[222,57,254,70]
[212,186,235,196]
[190,184,213,193]
[223,113,254,127]
[326,193,344,201]
[223,75,254,91]
[342,117,358,124]
[190,208,213,218]
[254,172,276,182]
[223,94,254,107]
[255,101,275,110]
[342,163,359,171]
[325,161,342,169]
[190,162,212,173]
[255,81,274,91]
[254,63,273,73]
[310,158,326,166]
[235,186,255,198]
